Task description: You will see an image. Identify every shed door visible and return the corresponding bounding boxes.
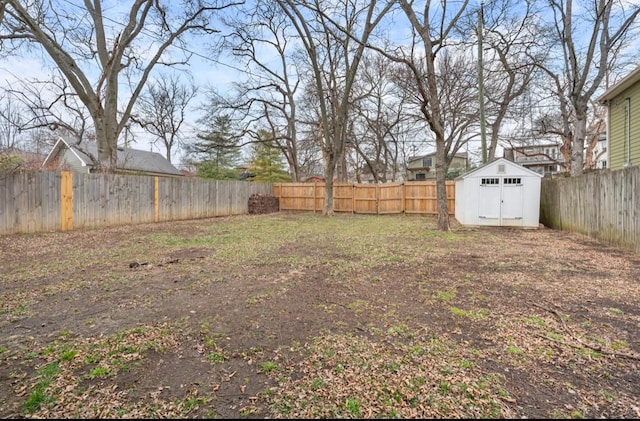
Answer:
[478,177,501,225]
[500,177,524,226]
[478,177,524,226]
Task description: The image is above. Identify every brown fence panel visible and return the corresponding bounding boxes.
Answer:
[446,182,456,213]
[273,181,455,215]
[353,184,377,213]
[402,181,455,214]
[404,182,434,214]
[61,171,73,230]
[275,183,319,211]
[314,183,325,211]
[378,183,404,214]
[334,183,354,212]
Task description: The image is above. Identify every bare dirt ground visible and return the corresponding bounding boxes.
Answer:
[0,212,639,419]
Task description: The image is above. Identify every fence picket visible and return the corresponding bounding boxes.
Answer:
[272,181,455,215]
[540,166,640,253]
[0,170,273,235]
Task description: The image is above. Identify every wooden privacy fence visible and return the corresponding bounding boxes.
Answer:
[540,166,640,253]
[0,170,273,235]
[273,181,455,214]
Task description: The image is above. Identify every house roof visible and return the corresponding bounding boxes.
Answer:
[597,66,640,104]
[408,151,468,162]
[503,142,561,150]
[43,137,182,176]
[455,157,543,180]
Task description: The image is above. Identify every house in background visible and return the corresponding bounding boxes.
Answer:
[588,133,608,170]
[406,151,468,181]
[304,175,325,183]
[42,137,182,177]
[358,167,405,184]
[503,142,566,177]
[597,65,640,170]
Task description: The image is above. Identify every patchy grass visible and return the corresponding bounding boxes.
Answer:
[12,324,185,418]
[264,330,510,418]
[1,213,639,419]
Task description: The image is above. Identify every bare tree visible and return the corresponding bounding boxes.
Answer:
[0,0,240,171]
[3,71,91,143]
[367,0,472,230]
[583,98,607,171]
[0,93,24,150]
[350,53,414,183]
[130,74,197,164]
[538,0,640,176]
[470,0,545,162]
[274,0,394,215]
[211,0,304,181]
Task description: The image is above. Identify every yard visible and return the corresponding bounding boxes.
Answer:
[0,212,638,419]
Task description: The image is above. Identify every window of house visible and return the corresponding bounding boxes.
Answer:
[481,177,499,185]
[422,157,432,167]
[504,178,522,185]
[415,173,426,181]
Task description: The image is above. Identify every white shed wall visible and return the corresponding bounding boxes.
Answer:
[454,159,542,228]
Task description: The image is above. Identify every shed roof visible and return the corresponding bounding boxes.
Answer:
[43,137,182,176]
[455,158,543,180]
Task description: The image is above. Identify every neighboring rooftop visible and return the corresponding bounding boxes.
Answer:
[43,138,182,177]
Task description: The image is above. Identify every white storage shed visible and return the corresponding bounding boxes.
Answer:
[455,158,542,228]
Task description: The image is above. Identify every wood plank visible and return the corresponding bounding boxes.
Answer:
[61,171,73,231]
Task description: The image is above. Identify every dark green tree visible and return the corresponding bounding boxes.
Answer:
[189,114,242,180]
[249,133,291,182]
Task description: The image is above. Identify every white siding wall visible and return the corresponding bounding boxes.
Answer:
[455,159,541,228]
[62,148,91,173]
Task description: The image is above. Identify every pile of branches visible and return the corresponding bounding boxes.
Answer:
[248,193,279,214]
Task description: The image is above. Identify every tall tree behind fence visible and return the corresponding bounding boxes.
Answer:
[540,166,640,253]
[273,181,455,214]
[0,170,273,235]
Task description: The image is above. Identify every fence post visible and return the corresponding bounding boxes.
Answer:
[401,182,406,213]
[60,171,73,231]
[314,183,319,212]
[351,184,355,214]
[154,176,159,223]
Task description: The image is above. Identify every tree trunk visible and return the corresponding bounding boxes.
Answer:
[435,142,450,231]
[290,162,299,182]
[322,149,336,215]
[94,114,117,171]
[570,110,587,176]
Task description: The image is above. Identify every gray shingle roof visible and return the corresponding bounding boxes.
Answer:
[53,139,182,176]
